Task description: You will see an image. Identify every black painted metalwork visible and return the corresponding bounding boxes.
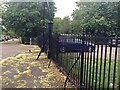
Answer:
[37,1,53,60]
[49,33,119,89]
[35,1,119,89]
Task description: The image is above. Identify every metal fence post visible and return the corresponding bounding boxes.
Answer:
[41,2,46,52]
[48,21,53,59]
[42,26,46,52]
[79,29,85,88]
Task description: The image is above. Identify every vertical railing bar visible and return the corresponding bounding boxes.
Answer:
[84,52,87,85]
[60,35,63,67]
[85,34,90,89]
[77,35,79,86]
[69,52,72,78]
[71,35,73,83]
[59,36,61,66]
[83,35,87,87]
[88,35,93,88]
[79,32,85,88]
[98,40,103,89]
[66,49,69,73]
[75,34,79,85]
[58,36,62,67]
[75,34,78,86]
[56,34,59,64]
[78,34,81,86]
[107,38,112,90]
[73,52,75,84]
[102,37,108,90]
[63,35,66,69]
[78,35,81,88]
[83,36,86,83]
[63,35,67,71]
[60,36,62,67]
[66,35,68,72]
[74,35,77,84]
[95,36,100,89]
[56,35,57,60]
[91,35,96,90]
[75,52,78,85]
[112,37,118,90]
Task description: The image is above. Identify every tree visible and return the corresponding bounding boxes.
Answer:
[53,17,62,33]
[61,16,71,33]
[71,2,119,36]
[2,2,56,37]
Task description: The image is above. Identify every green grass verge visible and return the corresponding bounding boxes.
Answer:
[58,53,119,88]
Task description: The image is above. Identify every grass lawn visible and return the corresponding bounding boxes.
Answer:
[57,53,119,89]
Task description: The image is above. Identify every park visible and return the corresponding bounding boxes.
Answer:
[0,0,120,89]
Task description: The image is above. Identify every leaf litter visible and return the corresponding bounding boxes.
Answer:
[1,46,74,88]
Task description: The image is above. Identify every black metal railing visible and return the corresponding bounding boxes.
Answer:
[37,32,119,89]
[50,33,119,89]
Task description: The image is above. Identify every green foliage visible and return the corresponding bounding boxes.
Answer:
[2,2,56,37]
[53,16,71,33]
[53,17,62,33]
[71,2,119,36]
[61,16,71,33]
[60,53,119,88]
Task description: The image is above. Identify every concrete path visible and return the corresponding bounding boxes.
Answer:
[0,46,73,88]
[1,39,34,59]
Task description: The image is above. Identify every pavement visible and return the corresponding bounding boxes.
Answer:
[1,42,34,59]
[0,45,73,88]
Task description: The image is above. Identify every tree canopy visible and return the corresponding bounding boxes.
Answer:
[71,2,119,36]
[53,17,62,33]
[61,16,71,33]
[2,1,120,37]
[2,2,56,37]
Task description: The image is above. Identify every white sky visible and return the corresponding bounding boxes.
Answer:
[53,0,119,19]
[54,0,79,19]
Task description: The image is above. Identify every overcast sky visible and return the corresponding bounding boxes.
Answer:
[2,0,119,19]
[53,0,119,19]
[54,0,79,19]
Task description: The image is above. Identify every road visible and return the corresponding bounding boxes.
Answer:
[95,45,119,60]
[0,39,36,59]
[65,45,120,60]
[1,39,119,60]
[85,45,120,60]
